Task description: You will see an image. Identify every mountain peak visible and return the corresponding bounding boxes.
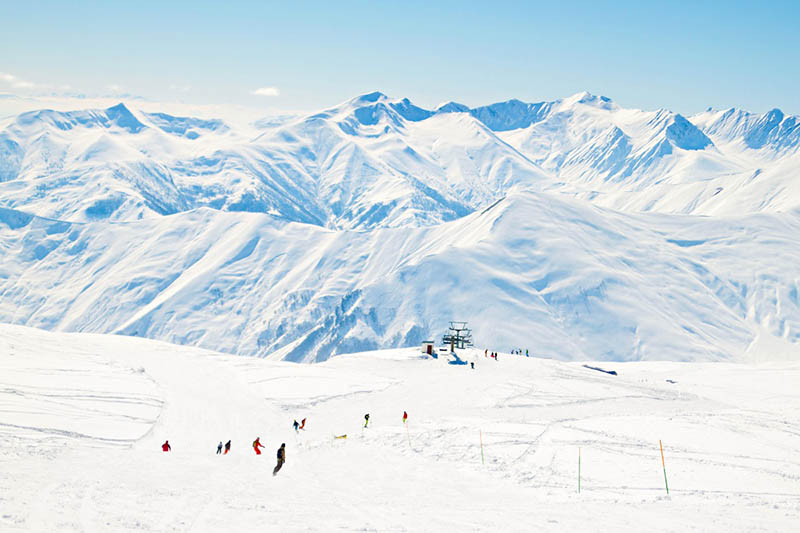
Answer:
[105,103,146,134]
[435,101,470,114]
[350,91,389,105]
[561,91,615,110]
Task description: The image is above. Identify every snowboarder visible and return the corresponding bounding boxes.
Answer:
[402,411,408,424]
[364,413,370,428]
[273,443,286,476]
[300,418,306,430]
[293,420,299,432]
[216,441,223,454]
[162,440,171,452]
[224,440,231,454]
[253,437,265,455]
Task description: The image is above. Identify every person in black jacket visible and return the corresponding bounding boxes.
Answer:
[273,443,286,476]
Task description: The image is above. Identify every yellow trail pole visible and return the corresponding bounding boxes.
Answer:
[659,439,670,495]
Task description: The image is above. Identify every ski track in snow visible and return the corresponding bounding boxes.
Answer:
[1,324,799,531]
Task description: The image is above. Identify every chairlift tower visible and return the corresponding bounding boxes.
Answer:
[442,321,474,352]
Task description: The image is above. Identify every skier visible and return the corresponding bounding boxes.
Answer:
[216,441,223,454]
[300,418,306,430]
[162,440,171,452]
[526,349,529,357]
[402,411,408,424]
[253,437,265,455]
[470,361,475,369]
[293,420,299,432]
[364,413,370,428]
[273,443,286,476]
[484,349,487,358]
[224,440,231,454]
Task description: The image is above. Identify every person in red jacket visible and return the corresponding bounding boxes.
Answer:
[253,437,264,455]
[403,411,408,424]
[162,440,171,452]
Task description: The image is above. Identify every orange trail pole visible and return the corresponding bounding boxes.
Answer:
[659,439,669,495]
[480,430,485,464]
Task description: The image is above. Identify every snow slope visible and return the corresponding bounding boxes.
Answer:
[1,324,798,531]
[2,190,799,362]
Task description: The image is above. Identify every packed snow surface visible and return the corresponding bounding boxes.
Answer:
[0,324,798,531]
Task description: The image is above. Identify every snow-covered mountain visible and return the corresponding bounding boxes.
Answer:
[1,190,798,362]
[1,92,799,362]
[2,91,799,227]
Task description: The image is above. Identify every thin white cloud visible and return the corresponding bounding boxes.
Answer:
[0,72,38,89]
[251,86,280,97]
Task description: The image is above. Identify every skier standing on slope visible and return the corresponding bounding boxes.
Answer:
[300,418,306,430]
[293,420,299,432]
[253,437,265,455]
[217,441,223,454]
[273,443,286,476]
[162,440,171,452]
[224,440,231,454]
[402,411,408,424]
[364,413,370,428]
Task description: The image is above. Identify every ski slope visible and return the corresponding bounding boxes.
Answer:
[1,324,798,531]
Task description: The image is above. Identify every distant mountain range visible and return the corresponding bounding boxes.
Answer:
[1,92,798,362]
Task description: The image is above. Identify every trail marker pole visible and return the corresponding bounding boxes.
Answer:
[578,447,581,494]
[659,439,669,495]
[480,430,485,464]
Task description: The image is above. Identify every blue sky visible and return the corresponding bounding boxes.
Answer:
[1,0,799,114]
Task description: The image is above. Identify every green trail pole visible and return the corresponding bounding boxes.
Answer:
[660,439,670,495]
[480,430,485,464]
[578,447,581,494]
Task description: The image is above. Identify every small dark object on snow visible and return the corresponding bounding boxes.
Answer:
[273,443,286,476]
[582,364,617,376]
[666,379,677,384]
